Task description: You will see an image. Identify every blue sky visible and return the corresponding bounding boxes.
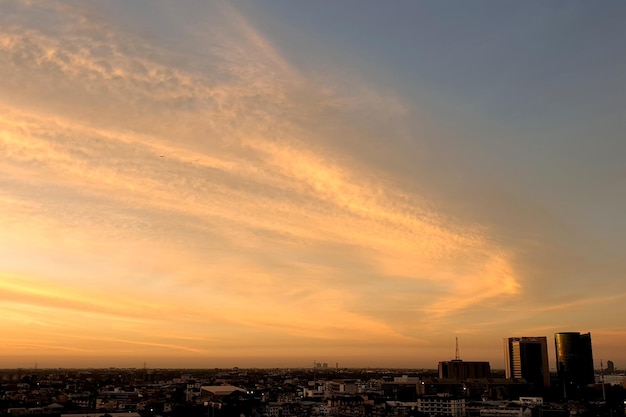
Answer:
[0,0,625,368]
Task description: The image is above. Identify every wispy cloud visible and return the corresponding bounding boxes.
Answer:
[0,0,528,365]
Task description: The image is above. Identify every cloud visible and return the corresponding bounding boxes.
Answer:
[0,0,524,364]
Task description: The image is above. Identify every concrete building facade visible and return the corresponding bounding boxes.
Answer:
[504,337,550,390]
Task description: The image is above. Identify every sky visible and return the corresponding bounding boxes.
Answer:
[1,0,625,370]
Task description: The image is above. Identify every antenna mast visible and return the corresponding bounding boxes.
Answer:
[455,337,461,360]
[601,359,606,402]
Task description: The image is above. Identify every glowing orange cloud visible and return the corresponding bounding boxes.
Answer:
[0,0,526,367]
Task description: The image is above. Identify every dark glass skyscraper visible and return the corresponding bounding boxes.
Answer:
[554,332,595,398]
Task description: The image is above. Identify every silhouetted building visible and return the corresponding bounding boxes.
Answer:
[439,360,491,380]
[328,396,364,416]
[554,332,594,398]
[504,337,550,390]
[418,378,464,397]
[606,360,615,374]
[463,379,531,401]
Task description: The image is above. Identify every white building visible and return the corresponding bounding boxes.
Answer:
[479,408,531,417]
[417,395,466,417]
[519,397,543,406]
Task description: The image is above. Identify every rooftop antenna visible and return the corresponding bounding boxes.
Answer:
[600,359,606,402]
[455,337,461,361]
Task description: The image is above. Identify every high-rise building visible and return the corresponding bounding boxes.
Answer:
[438,360,491,380]
[554,332,595,398]
[504,337,550,389]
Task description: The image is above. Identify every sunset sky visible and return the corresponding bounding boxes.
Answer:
[1,0,625,370]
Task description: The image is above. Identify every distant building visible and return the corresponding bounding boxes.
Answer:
[439,360,491,380]
[606,360,615,374]
[200,385,245,400]
[504,337,550,390]
[554,332,594,398]
[321,380,357,397]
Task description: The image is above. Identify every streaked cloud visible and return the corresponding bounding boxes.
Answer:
[0,0,624,367]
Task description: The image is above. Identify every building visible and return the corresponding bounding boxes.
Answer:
[504,337,550,390]
[200,385,246,400]
[328,396,365,416]
[554,332,594,398]
[417,395,466,417]
[479,406,533,417]
[479,408,528,417]
[439,360,491,380]
[382,380,419,401]
[418,378,464,398]
[518,397,543,406]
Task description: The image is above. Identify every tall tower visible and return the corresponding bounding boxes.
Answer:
[504,337,550,390]
[554,332,594,398]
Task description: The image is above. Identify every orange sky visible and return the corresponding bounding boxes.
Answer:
[1,1,625,369]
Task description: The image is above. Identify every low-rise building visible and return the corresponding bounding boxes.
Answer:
[417,394,466,417]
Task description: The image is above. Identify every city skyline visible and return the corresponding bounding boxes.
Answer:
[1,1,626,369]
